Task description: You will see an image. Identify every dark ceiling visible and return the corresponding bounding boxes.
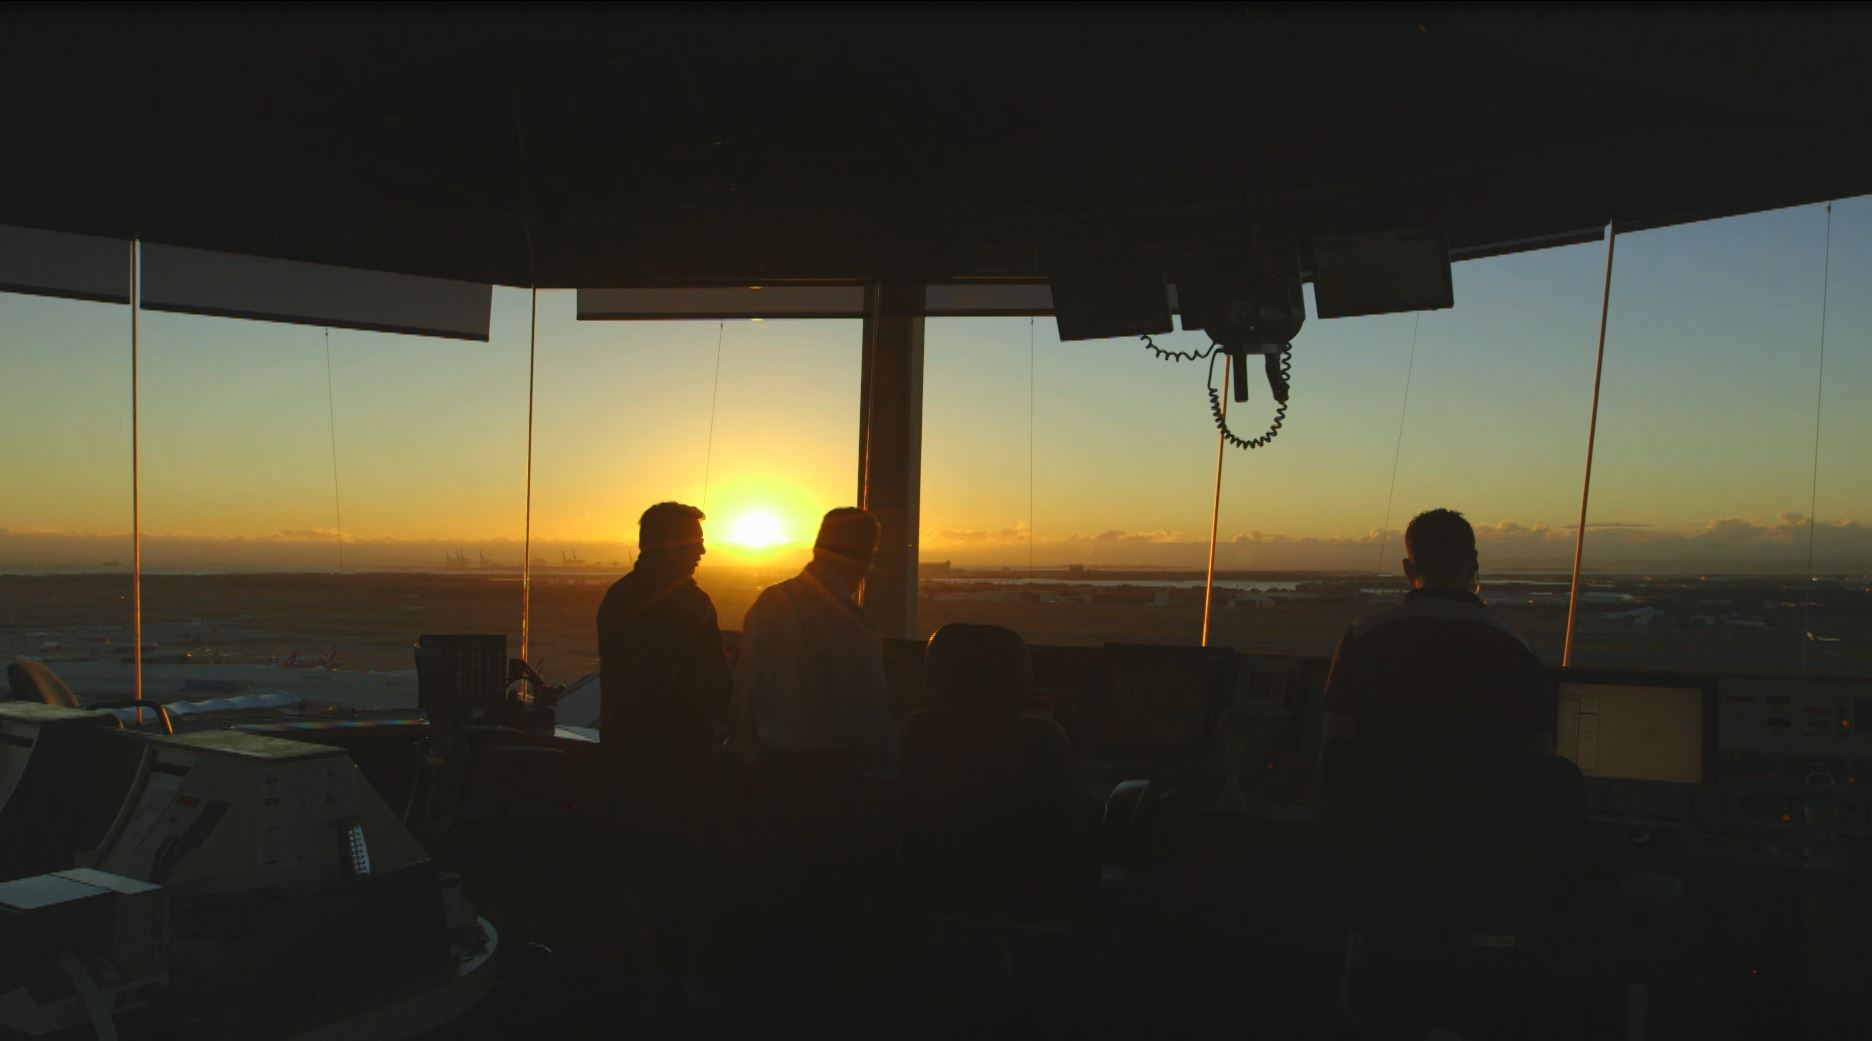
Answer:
[3,3,1869,286]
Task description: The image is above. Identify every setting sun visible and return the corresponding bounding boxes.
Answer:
[724,509,789,551]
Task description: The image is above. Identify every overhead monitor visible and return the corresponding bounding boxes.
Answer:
[1048,266,1173,342]
[1555,671,1714,784]
[140,243,493,340]
[1310,228,1454,318]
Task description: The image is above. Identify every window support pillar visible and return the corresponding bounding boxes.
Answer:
[857,279,925,640]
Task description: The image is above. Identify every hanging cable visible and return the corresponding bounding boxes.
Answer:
[1563,221,1618,667]
[701,320,725,511]
[520,288,538,665]
[1206,346,1291,450]
[1139,333,1215,363]
[1029,317,1036,572]
[1801,203,1834,670]
[1375,314,1422,574]
[1201,354,1231,647]
[322,328,346,575]
[130,239,142,702]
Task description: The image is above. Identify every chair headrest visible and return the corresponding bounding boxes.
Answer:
[6,660,79,709]
[925,623,1032,716]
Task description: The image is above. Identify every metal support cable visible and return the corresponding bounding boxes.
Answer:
[323,328,346,575]
[1201,355,1230,647]
[1375,313,1421,575]
[702,321,724,510]
[1563,222,1617,667]
[1802,202,1833,669]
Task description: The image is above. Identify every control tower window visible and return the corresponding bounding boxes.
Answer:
[526,297,862,678]
[0,292,134,675]
[1577,199,1872,676]
[132,291,534,706]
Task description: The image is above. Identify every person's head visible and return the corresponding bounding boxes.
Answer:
[811,507,880,590]
[1403,508,1479,591]
[925,622,1032,719]
[638,502,706,575]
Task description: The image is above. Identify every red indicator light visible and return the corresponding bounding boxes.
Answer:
[1842,720,1852,729]
[1781,814,1793,824]
[176,796,198,808]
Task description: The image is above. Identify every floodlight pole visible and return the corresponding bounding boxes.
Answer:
[521,288,537,665]
[1563,222,1617,667]
[130,240,142,701]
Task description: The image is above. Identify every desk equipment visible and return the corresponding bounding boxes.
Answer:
[1088,643,1233,765]
[0,701,499,1039]
[1556,670,1714,784]
[0,704,124,883]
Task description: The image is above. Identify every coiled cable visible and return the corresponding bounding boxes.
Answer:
[1139,334,1216,363]
[1207,345,1291,450]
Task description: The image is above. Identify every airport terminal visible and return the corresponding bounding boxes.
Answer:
[2,7,1871,1039]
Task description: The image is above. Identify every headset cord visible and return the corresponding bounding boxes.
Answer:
[1138,333,1216,363]
[1207,344,1291,450]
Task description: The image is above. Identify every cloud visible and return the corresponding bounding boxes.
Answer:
[1091,529,1183,545]
[7,512,1870,574]
[930,525,1028,545]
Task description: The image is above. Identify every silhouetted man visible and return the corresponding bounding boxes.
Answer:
[1322,508,1552,753]
[597,501,732,788]
[733,507,896,775]
[595,501,731,1009]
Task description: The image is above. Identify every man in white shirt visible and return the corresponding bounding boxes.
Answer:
[733,507,898,775]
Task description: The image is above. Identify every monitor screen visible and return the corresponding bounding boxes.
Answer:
[1557,680,1706,783]
[1096,646,1230,750]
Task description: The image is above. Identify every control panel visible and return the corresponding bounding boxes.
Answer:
[1712,675,1872,834]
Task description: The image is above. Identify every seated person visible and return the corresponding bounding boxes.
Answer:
[1319,507,1562,869]
[1323,507,1552,755]
[900,623,1085,907]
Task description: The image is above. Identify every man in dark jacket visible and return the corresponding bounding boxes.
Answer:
[1322,507,1552,754]
[595,501,731,1008]
[597,501,732,784]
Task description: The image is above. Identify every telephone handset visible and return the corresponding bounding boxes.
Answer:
[1145,252,1306,450]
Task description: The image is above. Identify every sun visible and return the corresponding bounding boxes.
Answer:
[724,509,789,551]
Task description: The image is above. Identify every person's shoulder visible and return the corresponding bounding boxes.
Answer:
[743,577,798,621]
[669,578,715,608]
[1017,714,1073,747]
[1348,594,1523,643]
[596,571,637,617]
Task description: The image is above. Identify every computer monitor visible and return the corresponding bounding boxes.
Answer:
[1554,670,1715,784]
[1093,644,1234,752]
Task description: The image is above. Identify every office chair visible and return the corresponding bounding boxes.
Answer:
[901,624,1091,1016]
[6,660,79,709]
[1322,717,1586,1039]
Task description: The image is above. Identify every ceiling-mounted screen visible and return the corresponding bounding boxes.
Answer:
[1311,229,1454,319]
[577,284,866,320]
[0,224,129,304]
[140,244,492,341]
